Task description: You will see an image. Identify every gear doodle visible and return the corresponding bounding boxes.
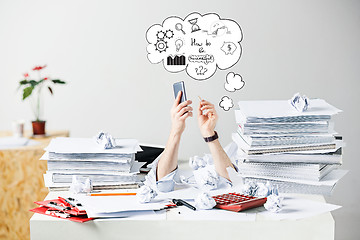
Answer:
[155,39,168,53]
[156,30,166,40]
[165,29,174,39]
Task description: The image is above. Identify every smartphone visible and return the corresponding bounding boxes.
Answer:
[173,81,187,103]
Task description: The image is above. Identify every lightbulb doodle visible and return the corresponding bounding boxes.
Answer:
[146,12,243,80]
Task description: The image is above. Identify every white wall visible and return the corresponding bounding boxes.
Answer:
[1,0,359,239]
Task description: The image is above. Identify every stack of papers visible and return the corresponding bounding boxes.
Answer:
[41,137,145,191]
[232,98,347,195]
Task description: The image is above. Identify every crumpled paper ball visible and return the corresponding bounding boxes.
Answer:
[189,154,213,170]
[179,175,196,185]
[264,194,283,213]
[189,155,207,170]
[137,185,158,203]
[193,166,220,191]
[255,182,270,198]
[241,180,258,196]
[69,176,93,194]
[195,192,216,210]
[289,93,309,112]
[94,131,115,149]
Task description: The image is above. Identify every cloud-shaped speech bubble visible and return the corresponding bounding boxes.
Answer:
[225,72,245,92]
[219,96,234,111]
[146,12,243,81]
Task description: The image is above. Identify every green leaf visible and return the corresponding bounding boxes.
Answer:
[48,86,53,95]
[19,80,29,85]
[29,80,38,87]
[23,86,34,100]
[52,79,66,84]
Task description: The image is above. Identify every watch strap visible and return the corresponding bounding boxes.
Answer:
[204,131,218,142]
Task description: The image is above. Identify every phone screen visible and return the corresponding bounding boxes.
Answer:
[173,81,187,103]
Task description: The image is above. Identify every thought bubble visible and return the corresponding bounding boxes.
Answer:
[146,12,243,81]
[219,96,233,111]
[225,72,245,92]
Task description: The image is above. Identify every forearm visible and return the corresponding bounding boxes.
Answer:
[206,136,234,180]
[156,130,181,180]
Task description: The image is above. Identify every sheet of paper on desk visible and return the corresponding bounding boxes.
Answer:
[45,161,145,175]
[259,196,341,220]
[0,137,40,149]
[237,99,341,119]
[86,209,166,220]
[242,169,348,186]
[45,137,142,154]
[40,151,134,163]
[175,204,256,221]
[75,194,167,214]
[157,185,232,201]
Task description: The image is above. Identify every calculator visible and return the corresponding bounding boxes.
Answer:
[212,192,267,212]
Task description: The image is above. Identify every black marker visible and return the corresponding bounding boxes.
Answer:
[172,199,196,211]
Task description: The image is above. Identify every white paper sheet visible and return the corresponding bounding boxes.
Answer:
[0,137,40,149]
[157,185,233,201]
[45,137,142,154]
[240,169,348,186]
[40,151,133,163]
[174,204,256,221]
[45,161,145,175]
[86,209,166,220]
[259,195,341,220]
[75,194,168,213]
[237,99,342,119]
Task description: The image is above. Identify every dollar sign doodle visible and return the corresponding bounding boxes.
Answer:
[228,44,231,53]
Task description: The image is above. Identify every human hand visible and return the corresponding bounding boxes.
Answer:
[198,99,218,137]
[170,91,193,136]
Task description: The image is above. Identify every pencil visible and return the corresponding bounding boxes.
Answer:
[90,193,137,196]
[198,96,202,101]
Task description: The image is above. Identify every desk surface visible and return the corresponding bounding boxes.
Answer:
[30,191,334,240]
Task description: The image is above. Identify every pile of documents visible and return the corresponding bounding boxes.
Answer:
[41,137,144,191]
[232,98,347,195]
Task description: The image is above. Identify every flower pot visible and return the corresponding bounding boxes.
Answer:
[32,121,46,136]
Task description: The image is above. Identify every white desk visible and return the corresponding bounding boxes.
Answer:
[30,191,334,240]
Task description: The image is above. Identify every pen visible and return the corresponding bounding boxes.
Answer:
[90,192,137,196]
[198,96,213,118]
[172,199,196,211]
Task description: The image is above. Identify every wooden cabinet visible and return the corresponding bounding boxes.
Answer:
[0,131,69,240]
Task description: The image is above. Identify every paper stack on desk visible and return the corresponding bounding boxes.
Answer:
[41,137,145,191]
[232,98,347,195]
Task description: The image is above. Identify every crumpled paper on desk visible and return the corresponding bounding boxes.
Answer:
[242,181,258,196]
[289,93,309,112]
[137,164,159,203]
[94,131,115,149]
[137,185,158,203]
[69,176,93,194]
[264,194,283,213]
[242,180,283,213]
[195,192,216,210]
[193,165,220,191]
[189,154,213,170]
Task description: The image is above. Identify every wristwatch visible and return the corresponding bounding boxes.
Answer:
[203,131,218,142]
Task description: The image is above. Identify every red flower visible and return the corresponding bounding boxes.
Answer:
[24,73,29,78]
[32,65,47,71]
[44,77,48,80]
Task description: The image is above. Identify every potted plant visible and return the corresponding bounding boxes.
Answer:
[18,65,66,136]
